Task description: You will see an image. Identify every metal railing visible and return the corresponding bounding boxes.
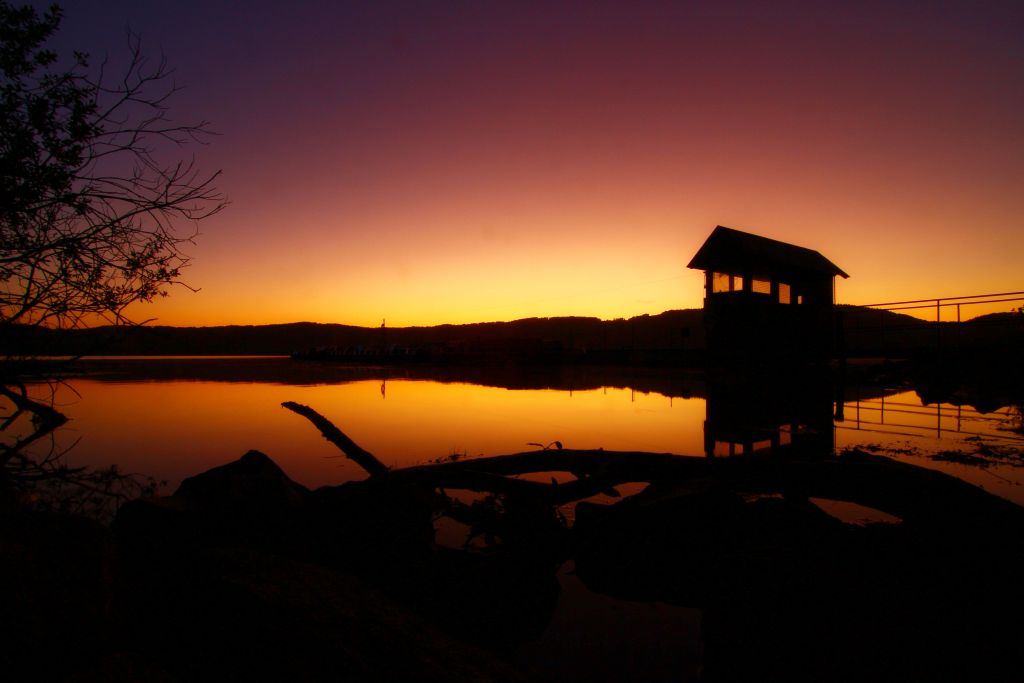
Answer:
[858,291,1024,323]
[836,394,1024,443]
[840,290,1024,357]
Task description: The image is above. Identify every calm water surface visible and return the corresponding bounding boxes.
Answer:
[10,356,1022,504]
[8,357,1023,682]
[30,375,706,492]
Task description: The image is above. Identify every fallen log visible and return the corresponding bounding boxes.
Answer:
[281,401,389,476]
[284,403,1024,532]
[406,447,1024,528]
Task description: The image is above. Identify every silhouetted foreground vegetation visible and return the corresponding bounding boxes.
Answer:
[4,405,1024,681]
[1,0,223,538]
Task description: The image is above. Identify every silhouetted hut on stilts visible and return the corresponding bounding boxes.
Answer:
[687,225,849,362]
[689,226,847,457]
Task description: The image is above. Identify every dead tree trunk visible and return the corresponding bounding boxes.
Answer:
[282,402,1024,529]
[282,401,389,476]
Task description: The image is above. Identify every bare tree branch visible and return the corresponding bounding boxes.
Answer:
[1,2,223,514]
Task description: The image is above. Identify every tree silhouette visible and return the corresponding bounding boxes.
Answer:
[1,1,225,511]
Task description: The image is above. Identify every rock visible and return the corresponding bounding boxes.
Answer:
[113,452,440,583]
[114,450,313,557]
[573,483,849,606]
[173,449,309,511]
[310,478,437,577]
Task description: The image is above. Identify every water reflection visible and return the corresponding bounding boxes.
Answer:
[13,364,705,494]
[6,358,1024,681]
[6,357,1022,507]
[703,370,836,457]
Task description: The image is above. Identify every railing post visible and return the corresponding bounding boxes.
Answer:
[957,303,962,349]
[879,308,886,357]
[853,291,1024,362]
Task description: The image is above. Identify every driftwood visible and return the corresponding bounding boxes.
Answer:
[397,448,1024,527]
[1,383,69,458]
[282,402,1024,531]
[281,401,389,476]
[269,401,1024,683]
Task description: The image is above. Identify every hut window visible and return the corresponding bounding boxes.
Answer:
[712,272,731,293]
[797,294,804,305]
[713,272,745,293]
[778,283,791,304]
[752,278,771,295]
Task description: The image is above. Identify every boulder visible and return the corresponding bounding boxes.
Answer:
[173,449,309,511]
[114,450,312,557]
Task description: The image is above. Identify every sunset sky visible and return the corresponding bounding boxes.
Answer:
[44,0,1024,326]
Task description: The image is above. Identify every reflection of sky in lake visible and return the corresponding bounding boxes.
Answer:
[18,377,705,493]
[835,391,1024,504]
[9,369,1023,505]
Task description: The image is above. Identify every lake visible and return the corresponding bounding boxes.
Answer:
[10,356,1024,504]
[6,356,1024,681]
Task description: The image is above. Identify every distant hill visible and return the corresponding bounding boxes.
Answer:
[838,304,1023,356]
[5,305,1019,358]
[3,310,706,357]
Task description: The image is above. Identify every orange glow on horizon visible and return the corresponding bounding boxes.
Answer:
[56,2,1021,330]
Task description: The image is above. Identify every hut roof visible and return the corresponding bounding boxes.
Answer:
[687,226,849,281]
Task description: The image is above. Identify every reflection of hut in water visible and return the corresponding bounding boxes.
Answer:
[703,371,837,457]
[687,226,849,360]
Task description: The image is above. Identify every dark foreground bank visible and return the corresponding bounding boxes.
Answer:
[4,438,1024,682]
